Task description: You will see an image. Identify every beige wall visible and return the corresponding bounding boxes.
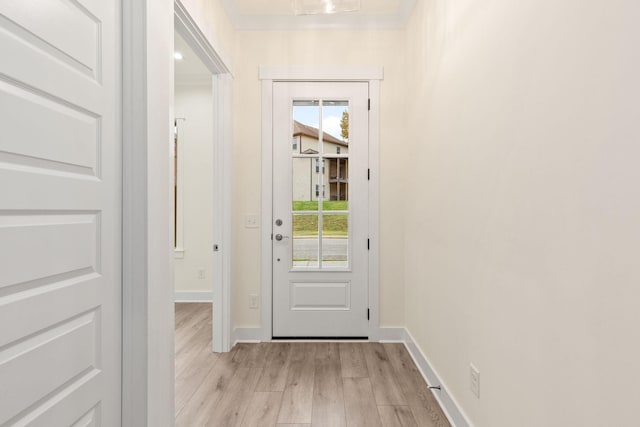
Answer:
[403,1,640,426]
[232,29,408,327]
[174,82,214,295]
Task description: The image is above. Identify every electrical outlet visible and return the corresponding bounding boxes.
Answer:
[244,214,259,228]
[470,364,480,398]
[197,268,205,279]
[249,294,259,309]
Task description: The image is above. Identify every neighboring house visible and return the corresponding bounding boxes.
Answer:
[292,120,349,201]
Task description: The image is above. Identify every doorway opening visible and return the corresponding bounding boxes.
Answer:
[259,67,383,342]
[173,4,233,354]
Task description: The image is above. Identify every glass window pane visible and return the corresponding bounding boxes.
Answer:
[322,213,348,268]
[293,100,321,155]
[293,157,319,206]
[293,214,319,268]
[322,101,349,154]
[324,157,349,203]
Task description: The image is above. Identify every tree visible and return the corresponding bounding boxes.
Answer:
[340,110,349,141]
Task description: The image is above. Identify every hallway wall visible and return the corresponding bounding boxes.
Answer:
[231,29,408,329]
[403,1,640,426]
[174,82,214,298]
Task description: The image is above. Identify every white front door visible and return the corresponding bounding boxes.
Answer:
[0,1,121,425]
[272,82,369,337]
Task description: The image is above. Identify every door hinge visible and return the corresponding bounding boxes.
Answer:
[368,98,371,111]
[367,238,370,250]
[367,169,370,181]
[367,308,370,320]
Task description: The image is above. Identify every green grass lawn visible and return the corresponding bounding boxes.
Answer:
[293,200,348,211]
[292,201,348,236]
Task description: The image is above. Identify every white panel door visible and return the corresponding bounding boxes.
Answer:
[0,1,121,425]
[272,82,369,337]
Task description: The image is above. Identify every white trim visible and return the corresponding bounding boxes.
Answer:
[173,248,185,259]
[122,1,234,424]
[260,66,383,342]
[233,327,263,345]
[404,329,473,427]
[221,0,416,30]
[174,1,231,74]
[174,0,233,354]
[260,78,274,342]
[175,291,213,302]
[212,72,234,353]
[378,327,405,342]
[121,1,151,425]
[259,66,383,82]
[367,78,381,342]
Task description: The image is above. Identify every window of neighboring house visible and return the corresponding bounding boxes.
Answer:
[336,146,340,154]
[292,136,298,152]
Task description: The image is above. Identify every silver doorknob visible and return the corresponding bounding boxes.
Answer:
[274,234,289,241]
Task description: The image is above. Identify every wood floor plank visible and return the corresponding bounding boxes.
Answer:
[234,342,269,368]
[175,343,219,414]
[175,323,212,376]
[175,348,242,426]
[255,342,292,392]
[343,377,382,427]
[175,305,211,355]
[205,367,262,426]
[240,391,283,427]
[175,305,451,427]
[339,342,368,378]
[276,343,317,424]
[378,405,418,427]
[174,302,199,325]
[383,344,451,427]
[362,343,407,405]
[311,343,346,426]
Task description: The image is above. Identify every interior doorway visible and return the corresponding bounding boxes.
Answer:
[173,30,214,303]
[173,5,234,355]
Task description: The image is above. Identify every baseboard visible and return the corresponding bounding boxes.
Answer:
[378,327,406,342]
[403,329,472,427]
[232,327,262,345]
[174,290,213,302]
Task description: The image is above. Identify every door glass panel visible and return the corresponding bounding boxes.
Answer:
[293,100,321,155]
[322,213,348,268]
[291,99,350,269]
[292,214,318,268]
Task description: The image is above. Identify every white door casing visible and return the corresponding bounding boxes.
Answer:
[0,1,121,425]
[272,81,369,337]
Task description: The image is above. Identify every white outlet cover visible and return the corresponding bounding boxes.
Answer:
[244,214,259,228]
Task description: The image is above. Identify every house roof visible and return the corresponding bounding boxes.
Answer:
[293,120,348,146]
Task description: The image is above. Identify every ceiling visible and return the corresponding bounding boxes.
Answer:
[221,0,416,30]
[174,31,210,81]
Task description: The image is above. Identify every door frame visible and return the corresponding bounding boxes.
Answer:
[259,66,383,342]
[174,0,234,355]
[122,0,233,425]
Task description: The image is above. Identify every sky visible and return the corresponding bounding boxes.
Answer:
[293,104,348,140]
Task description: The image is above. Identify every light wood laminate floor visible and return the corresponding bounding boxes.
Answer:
[175,303,451,427]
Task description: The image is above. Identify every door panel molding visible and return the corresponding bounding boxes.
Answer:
[260,66,383,342]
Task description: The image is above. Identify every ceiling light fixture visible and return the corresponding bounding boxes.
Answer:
[173,52,183,60]
[293,0,360,15]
